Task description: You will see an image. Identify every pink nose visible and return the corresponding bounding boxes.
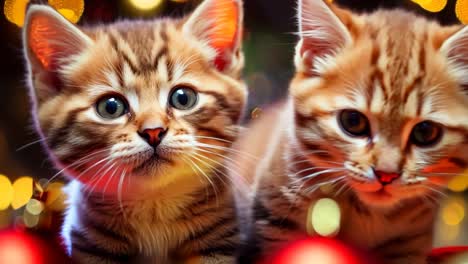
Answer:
[138,128,167,147]
[374,171,400,185]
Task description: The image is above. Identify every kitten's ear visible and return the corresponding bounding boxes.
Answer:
[23,5,93,101]
[183,0,243,73]
[296,0,352,74]
[441,26,468,91]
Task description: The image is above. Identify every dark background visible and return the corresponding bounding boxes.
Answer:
[0,0,466,248]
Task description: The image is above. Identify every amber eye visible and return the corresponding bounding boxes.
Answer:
[338,110,371,137]
[410,121,443,147]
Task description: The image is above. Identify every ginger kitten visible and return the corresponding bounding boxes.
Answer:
[235,0,468,263]
[23,0,246,263]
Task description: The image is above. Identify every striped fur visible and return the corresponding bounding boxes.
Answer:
[23,1,246,263]
[234,1,468,263]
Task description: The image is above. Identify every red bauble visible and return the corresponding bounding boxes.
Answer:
[268,237,367,264]
[0,230,69,264]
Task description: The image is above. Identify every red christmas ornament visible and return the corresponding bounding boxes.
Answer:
[0,229,69,264]
[267,237,368,264]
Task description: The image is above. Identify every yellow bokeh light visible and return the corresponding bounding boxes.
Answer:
[46,182,66,211]
[456,0,468,24]
[129,0,163,10]
[447,252,468,264]
[57,8,79,23]
[26,199,44,216]
[412,0,447,12]
[442,198,465,226]
[4,0,29,27]
[0,175,13,210]
[48,0,84,24]
[448,172,468,192]
[23,209,39,228]
[308,198,341,237]
[11,177,33,210]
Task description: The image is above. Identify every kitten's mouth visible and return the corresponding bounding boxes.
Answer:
[349,180,396,203]
[131,153,173,174]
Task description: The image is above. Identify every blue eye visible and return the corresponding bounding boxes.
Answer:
[96,96,128,119]
[169,86,198,110]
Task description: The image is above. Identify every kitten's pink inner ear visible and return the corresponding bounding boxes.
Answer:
[208,0,240,70]
[29,16,61,70]
[185,0,242,72]
[26,7,92,72]
[208,0,239,51]
[297,0,352,72]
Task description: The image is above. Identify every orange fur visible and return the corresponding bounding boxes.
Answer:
[235,1,468,263]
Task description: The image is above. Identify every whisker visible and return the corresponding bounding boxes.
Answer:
[421,172,463,176]
[190,152,230,184]
[421,184,447,198]
[333,177,350,196]
[73,156,113,184]
[117,168,127,218]
[185,156,219,206]
[102,163,119,200]
[193,136,233,144]
[194,147,256,168]
[47,148,112,184]
[84,159,116,198]
[16,137,48,151]
[304,176,347,195]
[293,167,345,178]
[182,156,210,201]
[292,168,346,184]
[194,142,260,160]
[191,152,249,193]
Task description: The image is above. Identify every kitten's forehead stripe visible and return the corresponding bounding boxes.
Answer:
[108,31,139,74]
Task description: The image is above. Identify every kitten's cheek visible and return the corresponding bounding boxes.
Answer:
[427,176,452,186]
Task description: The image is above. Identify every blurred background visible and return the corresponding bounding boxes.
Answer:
[0,0,467,262]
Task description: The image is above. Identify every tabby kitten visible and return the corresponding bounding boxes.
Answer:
[235,0,468,263]
[23,0,246,263]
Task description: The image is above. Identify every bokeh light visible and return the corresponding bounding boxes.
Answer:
[48,0,84,24]
[445,252,468,264]
[0,175,13,210]
[4,0,29,27]
[251,107,263,119]
[448,172,468,192]
[25,199,44,216]
[45,182,66,211]
[129,0,163,10]
[412,0,447,12]
[456,0,468,24]
[23,209,40,228]
[308,198,341,237]
[270,238,363,264]
[0,231,43,264]
[442,197,465,226]
[11,177,33,210]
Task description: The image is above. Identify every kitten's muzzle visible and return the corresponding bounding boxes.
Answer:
[373,168,400,186]
[138,127,167,148]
